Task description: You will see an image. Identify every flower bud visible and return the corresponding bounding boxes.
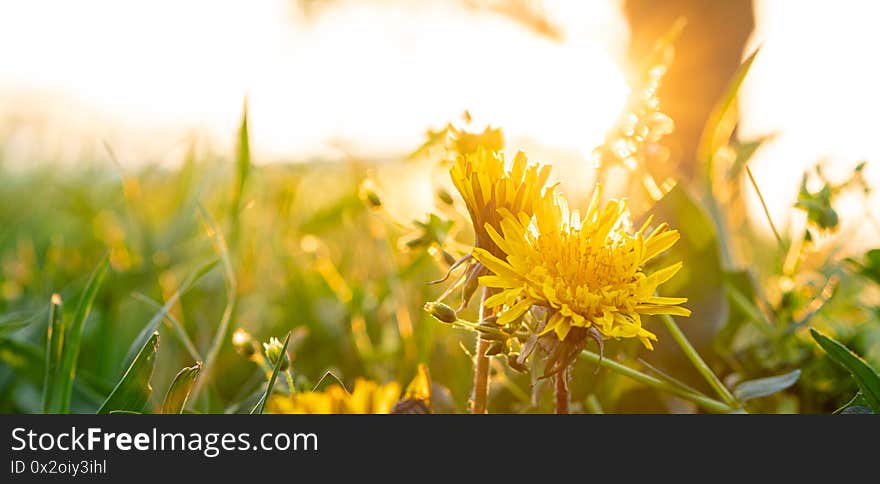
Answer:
[484,341,505,356]
[424,301,457,324]
[262,337,290,371]
[232,328,256,358]
[436,188,454,206]
[358,180,382,209]
[507,353,528,373]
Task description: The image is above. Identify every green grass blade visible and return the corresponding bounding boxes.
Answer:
[811,328,880,412]
[0,311,40,336]
[833,392,870,414]
[131,293,202,362]
[698,48,761,184]
[42,294,64,413]
[97,332,159,414]
[123,258,218,368]
[250,331,290,415]
[193,204,238,401]
[162,362,202,414]
[230,97,250,248]
[51,254,110,413]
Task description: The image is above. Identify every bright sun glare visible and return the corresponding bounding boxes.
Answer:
[0,0,628,168]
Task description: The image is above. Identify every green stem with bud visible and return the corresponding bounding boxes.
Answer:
[471,287,492,414]
[578,350,735,413]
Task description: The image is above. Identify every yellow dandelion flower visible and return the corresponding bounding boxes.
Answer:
[267,379,401,414]
[450,148,553,258]
[434,148,556,309]
[472,187,690,350]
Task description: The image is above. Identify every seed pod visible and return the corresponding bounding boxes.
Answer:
[484,341,505,356]
[424,301,457,324]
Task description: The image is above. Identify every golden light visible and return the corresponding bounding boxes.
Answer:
[0,0,629,170]
[740,0,880,250]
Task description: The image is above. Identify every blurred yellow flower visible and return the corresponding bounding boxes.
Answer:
[472,187,690,350]
[268,378,401,414]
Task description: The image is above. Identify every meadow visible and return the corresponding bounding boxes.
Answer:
[1,34,879,415]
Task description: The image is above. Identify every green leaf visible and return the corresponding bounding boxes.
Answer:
[698,48,761,180]
[642,185,727,353]
[733,369,801,402]
[811,328,880,412]
[50,254,110,414]
[851,248,880,286]
[0,311,39,336]
[98,332,159,414]
[42,295,64,413]
[834,392,870,414]
[235,97,251,207]
[162,362,201,414]
[839,406,873,414]
[726,134,775,180]
[123,258,218,369]
[251,331,291,415]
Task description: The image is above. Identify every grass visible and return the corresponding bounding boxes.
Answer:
[1,45,879,414]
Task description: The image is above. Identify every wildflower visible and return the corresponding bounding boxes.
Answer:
[268,379,401,414]
[433,148,555,309]
[391,364,432,414]
[263,337,290,371]
[472,186,690,351]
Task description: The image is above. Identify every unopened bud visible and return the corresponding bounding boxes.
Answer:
[507,353,528,373]
[484,341,505,356]
[424,301,457,324]
[436,188,454,206]
[232,328,256,358]
[262,337,290,371]
[359,181,382,209]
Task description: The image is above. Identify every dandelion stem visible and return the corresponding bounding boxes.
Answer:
[471,287,491,414]
[578,350,734,413]
[659,314,739,409]
[554,368,569,414]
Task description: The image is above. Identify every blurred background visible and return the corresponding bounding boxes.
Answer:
[2,0,879,241]
[2,0,880,413]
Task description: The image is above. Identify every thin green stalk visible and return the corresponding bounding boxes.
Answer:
[192,204,238,401]
[131,293,202,363]
[285,370,296,395]
[660,314,739,408]
[471,287,491,414]
[579,350,734,414]
[746,165,784,250]
[42,294,64,413]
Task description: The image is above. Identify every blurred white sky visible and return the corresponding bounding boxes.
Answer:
[0,0,627,167]
[1,0,879,247]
